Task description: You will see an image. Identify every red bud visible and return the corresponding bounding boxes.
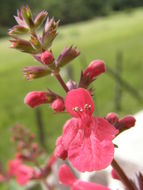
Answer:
[83,60,105,81]
[105,112,119,125]
[24,91,49,108]
[118,115,136,129]
[51,98,65,112]
[41,51,54,65]
[111,169,120,181]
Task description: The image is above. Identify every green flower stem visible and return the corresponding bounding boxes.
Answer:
[111,159,136,190]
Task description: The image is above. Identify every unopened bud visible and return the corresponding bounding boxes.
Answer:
[41,51,54,65]
[24,91,49,108]
[51,98,65,112]
[111,169,120,180]
[83,60,105,81]
[21,6,34,29]
[105,112,119,125]
[24,66,51,80]
[66,80,77,90]
[56,46,80,68]
[8,25,29,35]
[32,143,39,151]
[118,115,136,129]
[34,11,48,28]
[10,38,38,54]
[42,17,59,49]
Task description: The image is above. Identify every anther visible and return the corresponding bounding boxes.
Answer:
[73,107,79,112]
[84,104,88,110]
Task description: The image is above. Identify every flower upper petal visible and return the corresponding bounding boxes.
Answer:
[68,129,114,172]
[65,88,94,117]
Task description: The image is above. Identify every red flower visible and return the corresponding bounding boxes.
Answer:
[51,98,65,112]
[16,164,34,186]
[8,158,22,176]
[41,51,54,65]
[55,88,118,172]
[8,158,34,186]
[83,60,105,81]
[24,91,48,108]
[58,164,109,190]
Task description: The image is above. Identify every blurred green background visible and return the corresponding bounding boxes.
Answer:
[0,0,143,189]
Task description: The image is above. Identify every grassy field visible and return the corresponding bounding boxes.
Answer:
[0,8,143,189]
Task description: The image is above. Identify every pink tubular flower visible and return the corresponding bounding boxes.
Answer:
[51,98,65,112]
[8,158,22,176]
[24,91,48,108]
[41,51,54,65]
[59,164,109,190]
[55,88,118,172]
[8,158,34,186]
[83,60,105,81]
[16,164,34,186]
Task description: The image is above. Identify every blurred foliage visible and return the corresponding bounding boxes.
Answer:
[1,0,143,31]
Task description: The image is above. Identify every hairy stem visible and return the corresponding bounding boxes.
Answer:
[111,159,136,190]
[55,73,69,93]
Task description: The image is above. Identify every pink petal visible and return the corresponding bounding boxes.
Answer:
[68,129,114,172]
[8,158,22,176]
[65,88,94,117]
[55,136,67,160]
[62,118,80,150]
[58,164,77,186]
[94,117,118,141]
[72,180,110,190]
[16,165,34,186]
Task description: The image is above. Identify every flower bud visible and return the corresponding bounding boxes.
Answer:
[42,17,59,49]
[83,60,105,81]
[34,11,48,28]
[24,91,49,108]
[56,46,80,68]
[118,115,136,129]
[8,25,29,35]
[41,51,54,65]
[51,98,65,112]
[10,38,38,54]
[105,112,119,125]
[24,66,51,80]
[21,6,34,29]
[111,169,120,180]
[66,80,77,90]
